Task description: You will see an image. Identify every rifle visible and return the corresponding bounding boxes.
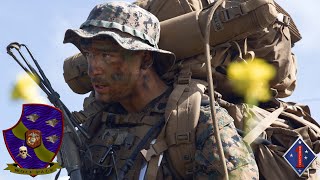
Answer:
[6,42,89,180]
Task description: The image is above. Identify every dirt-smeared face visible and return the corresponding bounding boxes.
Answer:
[81,38,144,103]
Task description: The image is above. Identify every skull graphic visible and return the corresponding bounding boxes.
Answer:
[17,146,31,159]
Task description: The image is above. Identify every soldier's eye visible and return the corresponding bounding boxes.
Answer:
[102,53,112,59]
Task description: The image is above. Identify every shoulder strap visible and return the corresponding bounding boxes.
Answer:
[141,68,207,179]
[72,96,105,124]
[243,106,284,144]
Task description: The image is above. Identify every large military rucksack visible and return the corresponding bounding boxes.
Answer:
[70,73,320,179]
[64,0,298,99]
[63,0,320,179]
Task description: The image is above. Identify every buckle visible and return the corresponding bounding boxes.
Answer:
[177,71,192,84]
[276,13,290,26]
[176,132,191,144]
[221,6,244,22]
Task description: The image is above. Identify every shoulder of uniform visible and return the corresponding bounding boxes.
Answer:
[196,105,239,151]
[198,105,234,129]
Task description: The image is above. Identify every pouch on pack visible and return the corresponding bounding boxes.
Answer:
[63,53,92,94]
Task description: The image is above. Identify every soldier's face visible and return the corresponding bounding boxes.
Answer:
[81,38,144,103]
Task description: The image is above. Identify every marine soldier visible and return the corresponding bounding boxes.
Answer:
[62,1,258,179]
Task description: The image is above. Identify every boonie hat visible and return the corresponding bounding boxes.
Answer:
[63,1,175,75]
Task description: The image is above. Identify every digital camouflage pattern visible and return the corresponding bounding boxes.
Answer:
[195,105,259,179]
[63,1,175,75]
[78,89,259,179]
[79,88,170,180]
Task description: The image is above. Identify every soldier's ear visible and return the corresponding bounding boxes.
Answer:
[140,51,153,70]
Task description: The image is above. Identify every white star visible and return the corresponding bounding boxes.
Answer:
[298,141,302,144]
[305,156,308,160]
[290,153,293,157]
[298,169,301,172]
[305,150,308,154]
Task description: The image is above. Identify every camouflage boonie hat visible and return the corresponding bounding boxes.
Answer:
[63,1,175,75]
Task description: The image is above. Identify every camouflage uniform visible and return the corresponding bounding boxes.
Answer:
[195,105,259,179]
[63,2,259,179]
[76,89,258,179]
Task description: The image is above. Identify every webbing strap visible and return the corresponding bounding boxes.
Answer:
[139,111,173,179]
[241,0,275,13]
[118,117,165,179]
[104,113,162,126]
[165,84,188,119]
[141,139,167,162]
[220,0,275,22]
[143,71,191,157]
[145,155,160,180]
[114,114,144,125]
[243,38,255,61]
[276,13,290,26]
[274,1,302,44]
[140,83,188,179]
[166,132,194,146]
[177,67,192,85]
[243,107,284,144]
[179,0,193,13]
[141,85,188,160]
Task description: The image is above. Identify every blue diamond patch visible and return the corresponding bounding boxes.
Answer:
[283,137,317,177]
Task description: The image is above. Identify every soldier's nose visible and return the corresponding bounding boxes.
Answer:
[88,60,104,77]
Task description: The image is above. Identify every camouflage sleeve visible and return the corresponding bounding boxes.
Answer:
[194,105,259,180]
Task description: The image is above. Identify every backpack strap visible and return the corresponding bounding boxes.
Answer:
[179,0,194,13]
[72,96,105,124]
[140,68,207,179]
[232,100,320,145]
[139,78,190,179]
[219,0,276,22]
[243,106,284,144]
[141,68,193,160]
[140,82,188,163]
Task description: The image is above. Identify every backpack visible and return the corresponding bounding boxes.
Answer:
[63,0,279,94]
[71,73,320,179]
[64,0,320,179]
[63,0,297,98]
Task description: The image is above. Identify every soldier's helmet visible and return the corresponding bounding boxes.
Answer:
[63,1,175,76]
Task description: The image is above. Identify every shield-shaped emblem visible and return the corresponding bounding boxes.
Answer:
[3,104,63,170]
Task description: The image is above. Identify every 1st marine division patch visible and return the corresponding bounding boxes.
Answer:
[283,136,317,177]
[3,104,64,177]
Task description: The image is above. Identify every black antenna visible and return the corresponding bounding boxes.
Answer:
[7,42,86,180]
[6,42,90,142]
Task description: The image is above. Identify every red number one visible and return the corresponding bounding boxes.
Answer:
[295,145,304,168]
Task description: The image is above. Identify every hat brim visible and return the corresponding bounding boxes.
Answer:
[64,28,175,76]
